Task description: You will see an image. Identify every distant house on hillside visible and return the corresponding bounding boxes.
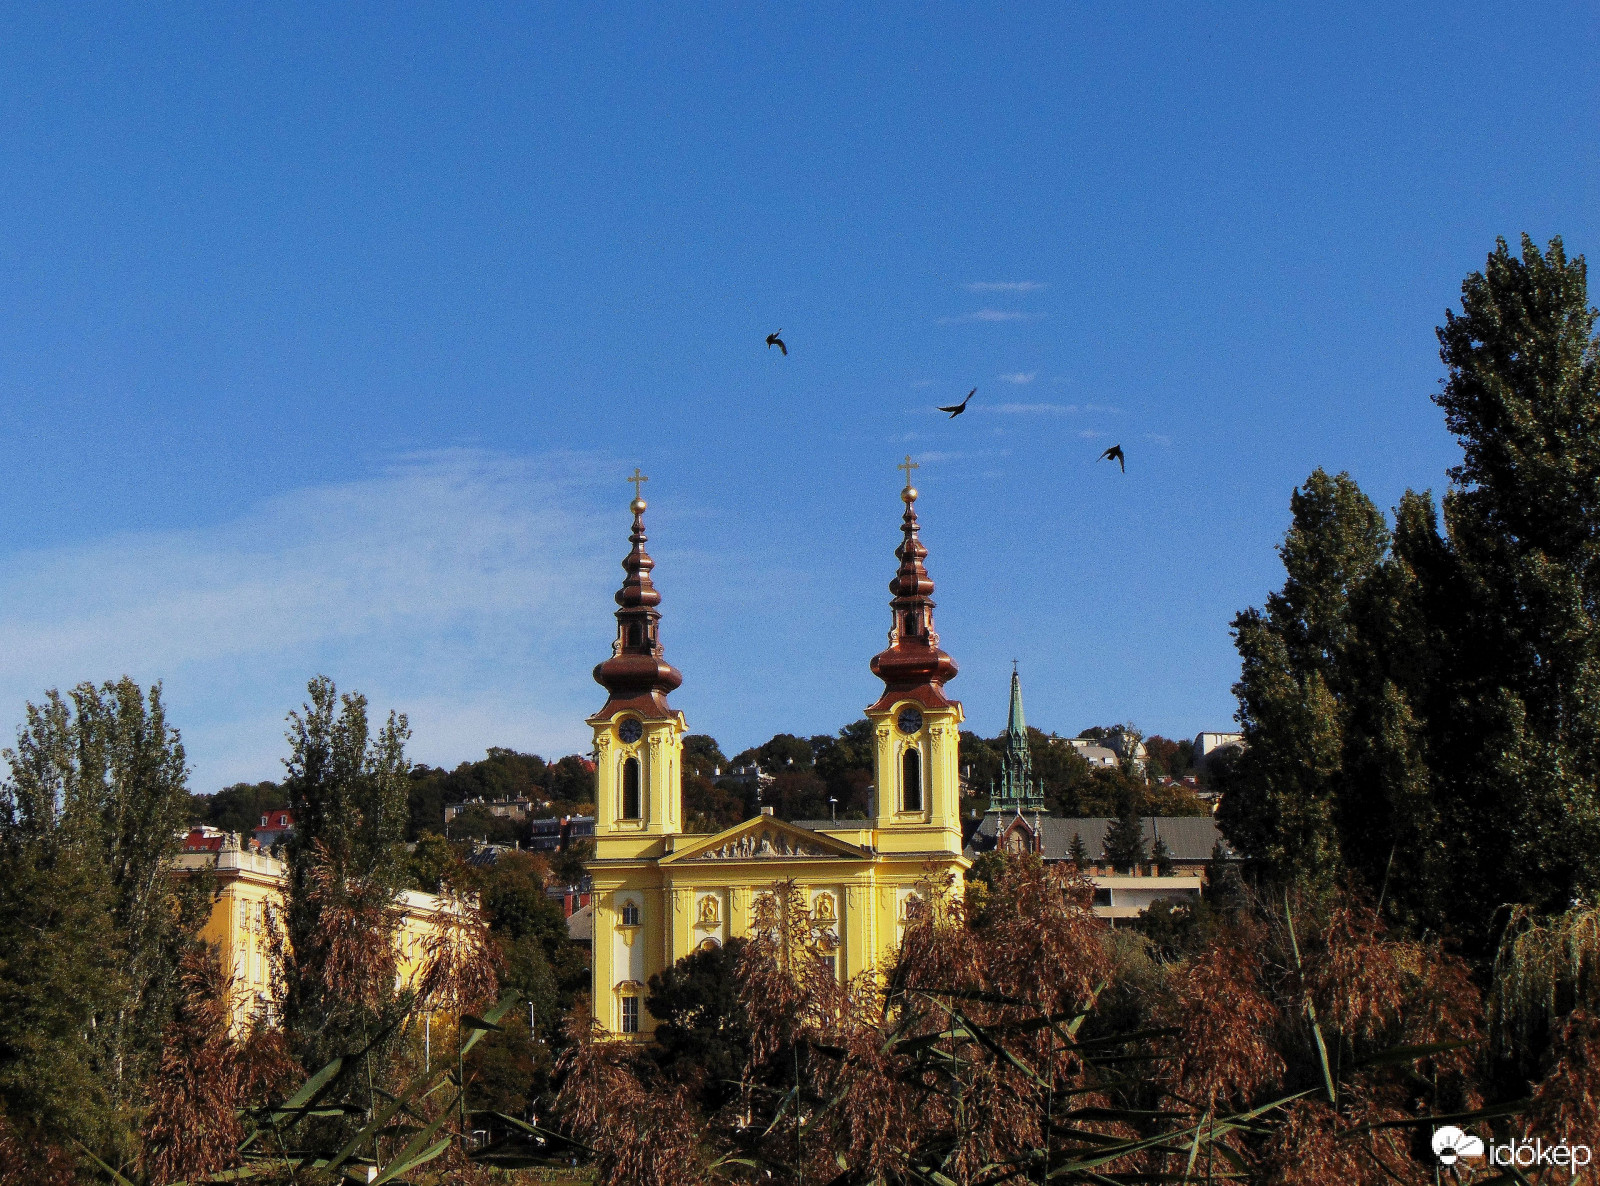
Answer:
[252,809,295,850]
[528,813,595,853]
[443,795,537,824]
[1194,732,1244,766]
[1062,738,1120,769]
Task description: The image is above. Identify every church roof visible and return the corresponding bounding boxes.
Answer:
[591,480,684,720]
[868,462,958,712]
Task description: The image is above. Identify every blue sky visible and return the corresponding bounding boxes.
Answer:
[0,4,1595,790]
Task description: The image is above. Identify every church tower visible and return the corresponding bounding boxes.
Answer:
[989,664,1044,815]
[588,472,686,855]
[865,458,965,857]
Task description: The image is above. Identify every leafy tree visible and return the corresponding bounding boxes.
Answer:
[1151,834,1174,876]
[192,780,285,834]
[1103,796,1146,872]
[645,938,753,1113]
[1144,735,1195,779]
[1219,236,1600,961]
[1067,831,1089,867]
[448,803,524,845]
[811,720,874,818]
[0,679,197,1148]
[1218,469,1389,888]
[546,754,597,807]
[278,676,412,1068]
[683,773,744,833]
[407,831,458,892]
[681,734,727,779]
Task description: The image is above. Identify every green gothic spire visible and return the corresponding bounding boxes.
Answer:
[990,663,1044,815]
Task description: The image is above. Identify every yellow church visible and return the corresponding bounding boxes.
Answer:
[587,463,969,1038]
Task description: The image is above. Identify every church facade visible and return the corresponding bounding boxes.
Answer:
[587,466,969,1038]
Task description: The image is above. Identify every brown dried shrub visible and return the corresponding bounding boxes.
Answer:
[555,1006,710,1186]
[0,1111,76,1186]
[1154,922,1285,1110]
[1526,1007,1600,1148]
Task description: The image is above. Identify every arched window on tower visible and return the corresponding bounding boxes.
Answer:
[901,747,923,813]
[622,756,642,820]
[626,623,642,648]
[902,611,917,639]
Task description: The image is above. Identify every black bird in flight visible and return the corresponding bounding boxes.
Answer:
[938,388,976,418]
[1099,444,1126,472]
[766,330,787,355]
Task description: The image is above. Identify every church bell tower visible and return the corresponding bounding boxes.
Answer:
[864,458,965,857]
[588,471,686,853]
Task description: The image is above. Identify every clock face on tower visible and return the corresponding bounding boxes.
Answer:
[617,718,643,744]
[896,707,923,735]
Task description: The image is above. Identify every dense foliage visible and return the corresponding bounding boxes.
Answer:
[1220,237,1600,961]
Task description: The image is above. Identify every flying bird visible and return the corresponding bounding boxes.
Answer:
[766,330,787,355]
[1099,444,1126,472]
[938,388,976,418]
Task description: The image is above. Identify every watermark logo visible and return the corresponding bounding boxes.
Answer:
[1430,1126,1594,1171]
[1431,1126,1484,1166]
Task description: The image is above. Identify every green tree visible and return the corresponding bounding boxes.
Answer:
[1218,468,1389,887]
[278,676,412,1066]
[1067,831,1089,868]
[1151,835,1173,876]
[645,939,753,1113]
[681,734,727,779]
[1427,234,1600,934]
[0,679,196,1149]
[193,780,285,834]
[1102,797,1146,873]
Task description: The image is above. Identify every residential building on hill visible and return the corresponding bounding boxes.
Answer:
[588,465,970,1040]
[252,808,295,850]
[444,795,537,824]
[528,813,595,853]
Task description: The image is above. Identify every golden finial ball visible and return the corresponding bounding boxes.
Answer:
[901,486,918,504]
[631,497,647,514]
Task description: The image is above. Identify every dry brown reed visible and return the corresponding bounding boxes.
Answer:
[0,1112,76,1186]
[137,947,270,1185]
[419,888,500,1018]
[555,1006,710,1186]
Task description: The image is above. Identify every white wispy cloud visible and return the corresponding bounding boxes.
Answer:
[937,309,1044,325]
[986,402,1123,415]
[1145,432,1174,446]
[964,281,1046,292]
[1077,428,1106,439]
[0,450,621,790]
[997,372,1036,385]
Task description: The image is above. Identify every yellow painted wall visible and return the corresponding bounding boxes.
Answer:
[175,846,458,1031]
[588,697,969,1040]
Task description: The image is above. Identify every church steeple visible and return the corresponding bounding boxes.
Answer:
[868,457,959,711]
[990,663,1044,815]
[593,470,683,719]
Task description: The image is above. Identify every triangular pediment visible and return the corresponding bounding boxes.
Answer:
[663,816,870,864]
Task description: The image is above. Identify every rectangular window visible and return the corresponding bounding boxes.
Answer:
[621,996,639,1034]
[620,902,640,926]
[824,955,837,980]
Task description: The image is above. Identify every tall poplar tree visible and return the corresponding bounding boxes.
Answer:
[278,676,413,1069]
[0,679,194,1147]
[1221,236,1600,954]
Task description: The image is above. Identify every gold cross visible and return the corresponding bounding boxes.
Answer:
[627,467,649,498]
[897,455,919,490]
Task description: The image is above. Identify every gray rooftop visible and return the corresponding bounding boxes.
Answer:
[969,814,1235,863]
